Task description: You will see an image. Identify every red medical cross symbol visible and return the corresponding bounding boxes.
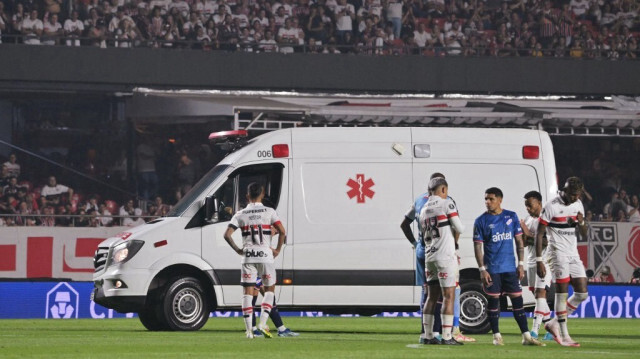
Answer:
[346,174,375,203]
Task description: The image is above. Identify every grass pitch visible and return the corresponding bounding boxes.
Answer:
[0,317,638,358]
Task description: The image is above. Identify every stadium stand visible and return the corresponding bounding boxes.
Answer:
[0,0,638,58]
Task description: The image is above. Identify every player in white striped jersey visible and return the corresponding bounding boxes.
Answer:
[536,177,589,347]
[224,182,286,339]
[520,190,553,340]
[419,177,465,345]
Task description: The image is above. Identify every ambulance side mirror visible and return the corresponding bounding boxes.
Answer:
[205,196,219,223]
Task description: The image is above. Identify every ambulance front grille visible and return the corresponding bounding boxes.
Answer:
[94,247,109,272]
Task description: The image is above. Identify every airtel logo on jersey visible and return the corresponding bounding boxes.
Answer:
[245,249,268,258]
[492,232,513,242]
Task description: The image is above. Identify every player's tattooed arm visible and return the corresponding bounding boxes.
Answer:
[223,227,243,255]
[515,234,525,280]
[576,212,588,237]
[400,217,417,247]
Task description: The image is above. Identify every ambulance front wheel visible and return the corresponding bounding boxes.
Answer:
[459,280,491,334]
[158,277,210,331]
[138,303,168,331]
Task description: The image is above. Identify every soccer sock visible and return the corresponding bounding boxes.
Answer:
[259,291,274,328]
[242,294,253,333]
[442,314,454,340]
[269,303,284,329]
[567,292,588,315]
[251,295,258,328]
[420,286,428,334]
[533,297,550,334]
[511,296,529,333]
[555,292,569,337]
[433,300,442,335]
[453,287,461,328]
[488,296,500,334]
[422,313,434,339]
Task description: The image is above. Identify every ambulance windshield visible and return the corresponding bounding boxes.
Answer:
[165,164,230,217]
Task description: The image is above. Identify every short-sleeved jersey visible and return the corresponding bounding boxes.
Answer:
[473,210,522,274]
[419,196,460,262]
[539,195,584,258]
[524,215,548,266]
[405,192,429,237]
[229,202,281,264]
[406,193,458,238]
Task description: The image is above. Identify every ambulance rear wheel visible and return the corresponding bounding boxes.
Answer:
[459,280,491,334]
[159,277,210,331]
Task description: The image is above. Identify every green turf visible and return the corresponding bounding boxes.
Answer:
[0,317,638,358]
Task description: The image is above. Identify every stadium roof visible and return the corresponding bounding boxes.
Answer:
[128,89,640,136]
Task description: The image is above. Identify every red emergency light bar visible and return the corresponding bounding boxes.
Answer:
[208,130,248,142]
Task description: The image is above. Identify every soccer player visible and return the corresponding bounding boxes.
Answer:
[419,177,465,345]
[251,278,300,337]
[536,177,589,347]
[473,187,544,346]
[401,173,475,343]
[401,172,444,343]
[223,182,286,339]
[520,190,553,340]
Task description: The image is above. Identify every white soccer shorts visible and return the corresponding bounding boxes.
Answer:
[426,260,458,288]
[241,263,277,287]
[549,255,587,283]
[527,264,551,291]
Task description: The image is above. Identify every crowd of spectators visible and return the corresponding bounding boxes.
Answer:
[0,152,174,227]
[552,135,640,223]
[0,0,639,58]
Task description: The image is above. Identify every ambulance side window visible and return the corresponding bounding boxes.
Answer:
[212,163,283,222]
[213,178,235,222]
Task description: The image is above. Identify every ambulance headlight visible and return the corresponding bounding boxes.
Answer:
[109,240,144,267]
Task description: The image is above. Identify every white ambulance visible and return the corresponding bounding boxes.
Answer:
[92,127,557,332]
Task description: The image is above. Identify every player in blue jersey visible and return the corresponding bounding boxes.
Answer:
[473,187,545,347]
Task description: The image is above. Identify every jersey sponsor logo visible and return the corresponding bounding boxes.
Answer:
[245,249,269,258]
[492,232,513,242]
[243,208,267,214]
[557,229,575,236]
[346,174,375,204]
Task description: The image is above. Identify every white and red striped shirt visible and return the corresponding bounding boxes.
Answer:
[419,196,464,262]
[539,195,584,258]
[229,202,281,264]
